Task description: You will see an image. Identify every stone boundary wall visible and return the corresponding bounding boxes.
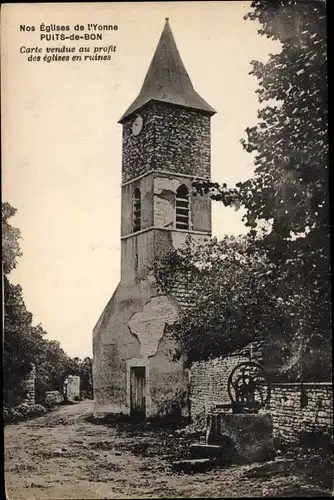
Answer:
[66,375,80,401]
[22,364,36,405]
[190,354,249,417]
[261,382,333,443]
[190,351,333,444]
[44,390,64,405]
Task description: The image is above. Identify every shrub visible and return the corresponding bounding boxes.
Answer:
[44,390,64,409]
[4,403,46,424]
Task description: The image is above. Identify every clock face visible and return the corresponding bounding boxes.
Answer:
[132,115,143,136]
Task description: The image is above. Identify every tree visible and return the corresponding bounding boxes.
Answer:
[154,236,309,378]
[195,1,327,243]
[189,1,329,379]
[156,1,329,380]
[34,340,73,401]
[239,0,330,380]
[2,201,94,404]
[3,277,48,404]
[2,202,22,275]
[2,202,47,404]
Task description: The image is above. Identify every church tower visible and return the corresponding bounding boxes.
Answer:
[93,19,216,419]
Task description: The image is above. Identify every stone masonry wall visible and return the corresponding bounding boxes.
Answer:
[122,101,211,183]
[152,102,211,178]
[190,352,333,444]
[261,383,333,443]
[22,364,36,405]
[66,375,80,401]
[45,390,64,405]
[190,355,249,417]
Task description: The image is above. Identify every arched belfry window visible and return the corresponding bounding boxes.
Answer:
[133,187,141,233]
[175,185,190,230]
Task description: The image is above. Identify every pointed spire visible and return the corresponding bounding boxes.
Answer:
[119,18,216,122]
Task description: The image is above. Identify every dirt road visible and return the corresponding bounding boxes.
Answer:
[4,400,331,499]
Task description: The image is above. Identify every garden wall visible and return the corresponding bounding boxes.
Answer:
[190,352,333,444]
[44,390,64,405]
[190,353,249,417]
[261,382,333,442]
[22,364,36,405]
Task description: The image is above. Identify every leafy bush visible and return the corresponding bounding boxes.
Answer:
[44,390,64,409]
[4,403,46,424]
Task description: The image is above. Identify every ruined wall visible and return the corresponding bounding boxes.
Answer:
[45,390,64,405]
[22,364,36,405]
[122,102,211,183]
[190,353,333,444]
[66,375,80,401]
[260,383,333,443]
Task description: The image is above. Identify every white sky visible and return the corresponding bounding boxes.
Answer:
[2,2,280,358]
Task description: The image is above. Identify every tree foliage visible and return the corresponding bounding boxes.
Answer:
[35,346,93,401]
[2,202,23,275]
[194,0,328,243]
[154,235,330,380]
[3,276,47,402]
[242,1,330,369]
[2,203,43,402]
[156,1,330,380]
[34,340,75,400]
[2,202,93,405]
[79,357,93,397]
[155,236,292,363]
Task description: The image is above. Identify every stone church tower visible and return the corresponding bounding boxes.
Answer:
[93,18,216,418]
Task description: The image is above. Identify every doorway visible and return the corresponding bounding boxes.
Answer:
[130,366,146,419]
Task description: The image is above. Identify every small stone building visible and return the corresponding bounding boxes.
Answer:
[93,18,215,419]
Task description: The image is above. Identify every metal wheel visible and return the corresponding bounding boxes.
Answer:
[227,361,271,410]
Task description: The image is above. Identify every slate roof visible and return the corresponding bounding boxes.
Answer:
[119,18,216,123]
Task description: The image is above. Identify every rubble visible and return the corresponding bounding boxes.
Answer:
[4,403,46,424]
[175,411,206,437]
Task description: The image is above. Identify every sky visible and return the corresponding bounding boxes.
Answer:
[2,2,280,358]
